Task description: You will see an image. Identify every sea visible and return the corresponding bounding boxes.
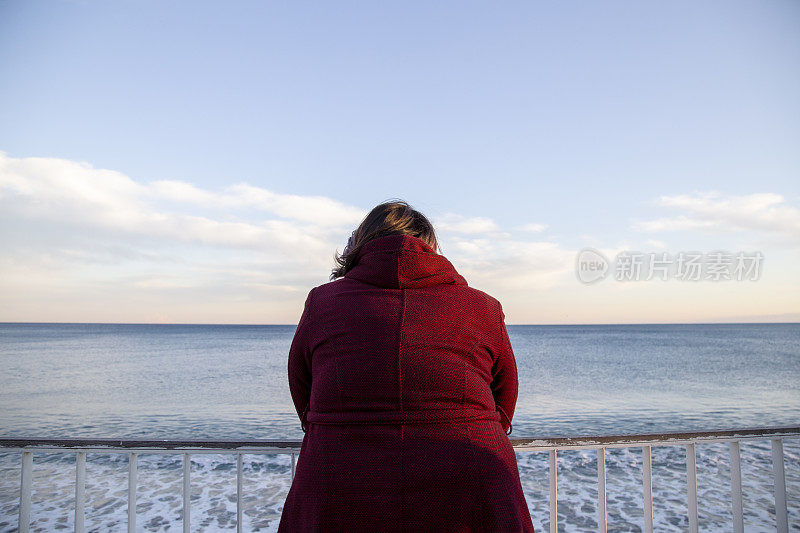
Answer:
[0,323,798,532]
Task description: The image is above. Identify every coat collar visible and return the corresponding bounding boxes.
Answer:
[344,234,468,289]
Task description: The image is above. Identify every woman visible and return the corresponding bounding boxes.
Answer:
[278,200,535,532]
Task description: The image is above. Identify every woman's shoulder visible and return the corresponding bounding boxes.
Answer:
[300,278,361,306]
[456,285,504,316]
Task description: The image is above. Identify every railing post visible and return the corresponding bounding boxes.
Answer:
[642,446,653,533]
[771,439,788,533]
[549,449,557,533]
[75,452,86,533]
[728,441,743,533]
[237,453,243,533]
[19,451,32,533]
[128,452,137,533]
[597,447,607,533]
[686,443,698,533]
[183,453,191,533]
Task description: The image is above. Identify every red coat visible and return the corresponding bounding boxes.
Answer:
[279,234,535,532]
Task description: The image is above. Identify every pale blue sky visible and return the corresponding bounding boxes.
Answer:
[1,0,799,323]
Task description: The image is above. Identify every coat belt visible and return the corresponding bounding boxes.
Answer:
[305,407,502,425]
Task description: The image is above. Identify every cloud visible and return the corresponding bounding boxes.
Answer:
[4,152,798,324]
[149,180,220,206]
[0,151,579,321]
[0,151,371,321]
[429,214,572,291]
[633,192,800,244]
[149,180,365,226]
[644,239,667,250]
[0,151,365,261]
[433,213,501,234]
[517,222,548,233]
[443,236,574,292]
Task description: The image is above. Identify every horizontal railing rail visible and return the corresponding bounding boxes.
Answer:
[2,425,797,533]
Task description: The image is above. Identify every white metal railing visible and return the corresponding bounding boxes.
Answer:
[1,425,797,532]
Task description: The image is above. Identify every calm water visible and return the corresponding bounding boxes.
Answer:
[1,322,798,439]
[1,323,798,531]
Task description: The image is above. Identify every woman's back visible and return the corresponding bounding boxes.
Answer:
[305,234,515,423]
[279,233,534,532]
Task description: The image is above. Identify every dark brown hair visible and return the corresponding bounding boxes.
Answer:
[331,199,439,280]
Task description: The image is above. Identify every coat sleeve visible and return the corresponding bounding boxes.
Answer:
[288,288,315,433]
[490,302,519,435]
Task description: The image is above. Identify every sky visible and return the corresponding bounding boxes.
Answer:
[0,0,798,324]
